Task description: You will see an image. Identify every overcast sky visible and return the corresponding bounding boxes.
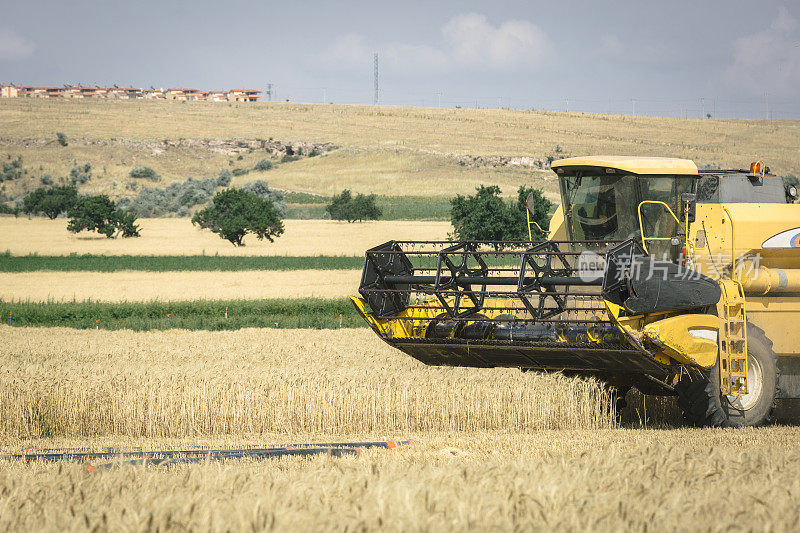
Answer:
[1,0,799,117]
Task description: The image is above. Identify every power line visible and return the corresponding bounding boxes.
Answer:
[373,53,379,105]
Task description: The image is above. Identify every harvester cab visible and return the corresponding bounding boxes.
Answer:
[352,156,800,427]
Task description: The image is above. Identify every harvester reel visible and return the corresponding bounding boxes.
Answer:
[517,241,572,319]
[360,241,414,317]
[431,241,489,319]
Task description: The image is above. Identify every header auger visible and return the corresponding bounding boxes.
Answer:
[352,156,800,427]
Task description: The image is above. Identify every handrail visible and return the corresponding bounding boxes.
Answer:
[722,206,736,271]
[526,208,547,241]
[636,200,686,254]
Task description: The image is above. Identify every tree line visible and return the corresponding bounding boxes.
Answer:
[18,182,552,246]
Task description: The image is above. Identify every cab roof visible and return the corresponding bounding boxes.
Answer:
[551,156,698,175]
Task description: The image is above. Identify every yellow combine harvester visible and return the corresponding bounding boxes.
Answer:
[352,156,800,427]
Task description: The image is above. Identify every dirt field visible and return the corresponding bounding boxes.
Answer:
[1,325,799,530]
[0,270,359,301]
[0,217,450,256]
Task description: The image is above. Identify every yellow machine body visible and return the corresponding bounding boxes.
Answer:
[354,156,800,402]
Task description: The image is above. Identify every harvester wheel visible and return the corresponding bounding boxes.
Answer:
[676,323,779,427]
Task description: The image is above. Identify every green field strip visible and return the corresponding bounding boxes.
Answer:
[0,298,366,331]
[0,253,365,272]
[283,194,452,220]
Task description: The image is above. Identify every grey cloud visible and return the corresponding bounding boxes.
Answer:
[726,6,800,96]
[0,29,35,61]
[320,12,551,72]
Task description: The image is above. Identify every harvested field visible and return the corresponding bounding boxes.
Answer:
[0,269,359,301]
[2,429,800,531]
[0,326,615,437]
[0,218,450,256]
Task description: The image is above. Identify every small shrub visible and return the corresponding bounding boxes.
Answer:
[253,158,273,172]
[326,189,382,222]
[217,169,232,187]
[240,180,287,215]
[118,176,219,217]
[192,188,284,246]
[281,154,300,163]
[69,163,92,185]
[1,155,23,182]
[232,168,249,177]
[56,132,68,146]
[39,174,54,186]
[0,203,18,216]
[129,166,160,182]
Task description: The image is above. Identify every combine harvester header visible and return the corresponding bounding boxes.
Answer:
[352,156,800,427]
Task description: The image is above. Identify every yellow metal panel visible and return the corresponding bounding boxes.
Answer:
[642,314,720,368]
[744,296,800,357]
[551,156,698,175]
[547,204,568,241]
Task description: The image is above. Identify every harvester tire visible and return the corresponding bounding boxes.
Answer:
[676,323,779,427]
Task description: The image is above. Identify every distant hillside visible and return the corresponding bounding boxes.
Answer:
[0,99,797,206]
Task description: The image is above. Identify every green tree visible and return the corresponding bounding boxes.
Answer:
[326,189,382,222]
[67,194,140,238]
[192,188,284,246]
[22,185,79,219]
[450,185,552,246]
[516,185,553,240]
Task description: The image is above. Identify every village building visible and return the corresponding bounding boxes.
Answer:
[143,88,166,99]
[0,85,19,98]
[205,90,228,102]
[228,88,262,102]
[1,84,264,102]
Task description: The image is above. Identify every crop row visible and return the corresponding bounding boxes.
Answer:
[0,298,363,330]
[0,253,364,272]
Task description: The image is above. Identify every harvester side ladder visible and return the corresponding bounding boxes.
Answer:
[717,279,748,395]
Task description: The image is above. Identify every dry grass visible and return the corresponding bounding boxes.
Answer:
[0,270,359,301]
[1,99,798,201]
[2,99,798,173]
[0,217,450,256]
[229,148,556,198]
[0,326,614,437]
[1,429,800,531]
[0,142,555,200]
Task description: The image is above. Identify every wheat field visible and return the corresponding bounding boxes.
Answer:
[3,326,800,530]
[0,217,450,256]
[0,269,359,301]
[0,326,614,437]
[2,428,800,531]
